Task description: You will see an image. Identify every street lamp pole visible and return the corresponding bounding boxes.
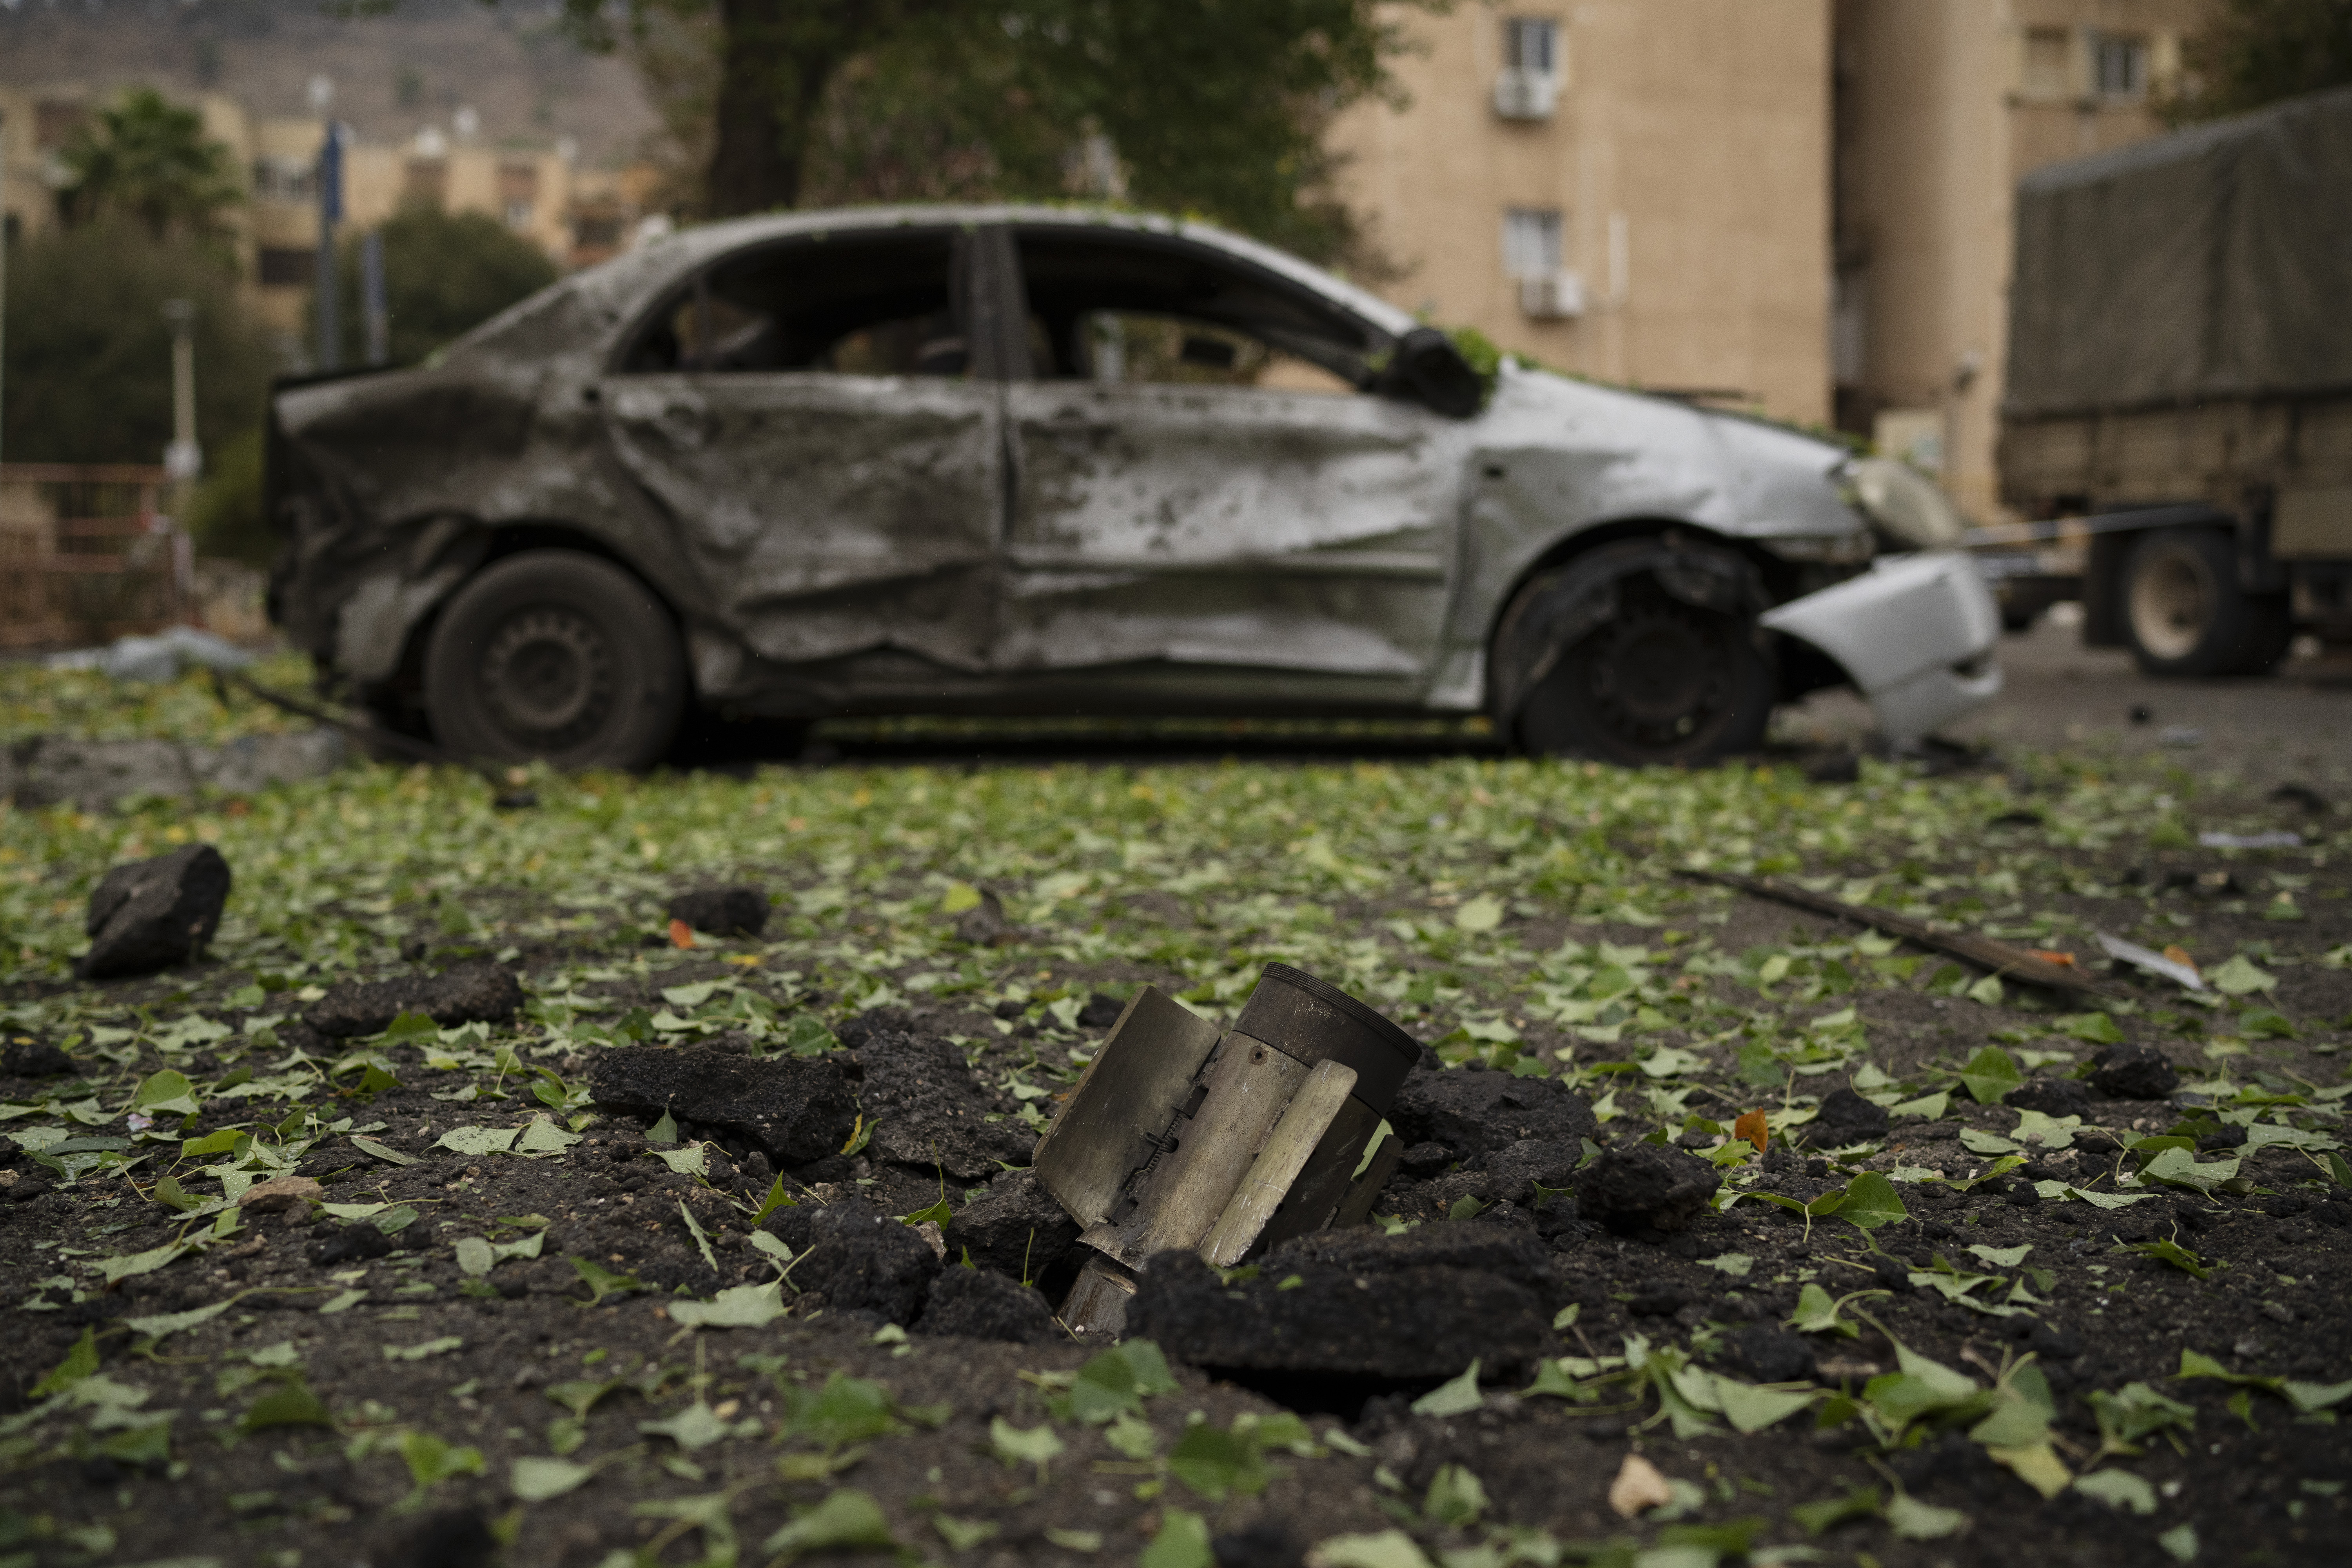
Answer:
[314,121,344,371]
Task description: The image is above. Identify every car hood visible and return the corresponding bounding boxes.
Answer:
[1475,361,1861,541]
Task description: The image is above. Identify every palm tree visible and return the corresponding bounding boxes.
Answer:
[58,89,243,247]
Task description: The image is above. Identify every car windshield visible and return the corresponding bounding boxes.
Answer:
[622,229,966,376]
[1014,227,1383,393]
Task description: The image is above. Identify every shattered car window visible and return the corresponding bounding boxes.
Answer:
[1014,227,1381,392]
[621,229,968,377]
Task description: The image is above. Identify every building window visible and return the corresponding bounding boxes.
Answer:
[1503,207,1563,279]
[1503,17,1558,76]
[2094,33,2148,100]
[405,159,447,207]
[251,157,315,203]
[2023,28,2071,98]
[258,247,314,288]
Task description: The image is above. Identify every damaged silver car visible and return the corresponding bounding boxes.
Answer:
[267,205,2000,769]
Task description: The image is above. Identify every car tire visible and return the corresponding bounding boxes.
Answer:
[2123,528,2291,678]
[423,550,686,770]
[1508,568,1775,766]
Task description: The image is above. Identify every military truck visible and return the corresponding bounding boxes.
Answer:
[1995,84,2352,676]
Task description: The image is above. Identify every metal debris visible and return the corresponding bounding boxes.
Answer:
[1032,963,1419,1338]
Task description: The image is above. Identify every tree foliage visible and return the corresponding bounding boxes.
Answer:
[2160,0,2352,123]
[564,0,1437,263]
[339,206,563,368]
[56,88,244,247]
[0,223,272,468]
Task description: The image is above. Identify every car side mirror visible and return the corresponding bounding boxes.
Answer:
[1388,327,1484,419]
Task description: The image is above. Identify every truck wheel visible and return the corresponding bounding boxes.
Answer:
[424,550,686,769]
[2123,528,2292,677]
[1511,572,1775,766]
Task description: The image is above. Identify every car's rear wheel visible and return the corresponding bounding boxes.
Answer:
[2123,528,2291,677]
[424,550,685,769]
[1510,570,1775,765]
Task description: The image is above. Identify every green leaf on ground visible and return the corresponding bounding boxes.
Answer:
[433,1125,519,1156]
[1884,1491,1967,1540]
[2209,955,2276,995]
[761,1489,896,1561]
[509,1455,593,1502]
[668,1282,786,1330]
[383,1337,463,1362]
[1409,1359,1483,1418]
[987,1416,1065,1480]
[1423,1463,1487,1527]
[1957,1046,2023,1105]
[399,1430,485,1488]
[568,1256,641,1307]
[1837,1171,1909,1232]
[2073,1469,2158,1515]
[1167,1420,1272,1503]
[1139,1507,1213,1568]
[1790,1486,1881,1535]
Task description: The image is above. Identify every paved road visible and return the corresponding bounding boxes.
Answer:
[1777,612,2352,792]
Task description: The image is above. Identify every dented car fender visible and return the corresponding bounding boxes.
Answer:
[1760,551,2004,740]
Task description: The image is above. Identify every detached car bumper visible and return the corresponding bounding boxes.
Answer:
[1760,550,2002,740]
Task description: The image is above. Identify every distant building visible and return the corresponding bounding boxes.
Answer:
[1830,0,2204,520]
[1326,1,1835,428]
[1,83,656,365]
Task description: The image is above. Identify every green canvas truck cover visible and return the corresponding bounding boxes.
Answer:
[2006,84,2352,418]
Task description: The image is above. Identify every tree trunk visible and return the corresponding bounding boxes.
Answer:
[705,0,858,217]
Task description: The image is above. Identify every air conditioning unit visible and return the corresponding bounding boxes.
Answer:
[1519,269,1587,319]
[1492,67,1559,122]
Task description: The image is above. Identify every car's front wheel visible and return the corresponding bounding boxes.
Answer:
[424,550,686,769]
[1507,567,1775,766]
[2123,528,2291,678]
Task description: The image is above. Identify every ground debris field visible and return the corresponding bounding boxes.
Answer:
[2,681,2350,1568]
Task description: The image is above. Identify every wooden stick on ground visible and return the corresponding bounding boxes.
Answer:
[1681,867,2117,1001]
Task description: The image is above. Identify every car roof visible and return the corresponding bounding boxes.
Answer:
[621,203,1420,339]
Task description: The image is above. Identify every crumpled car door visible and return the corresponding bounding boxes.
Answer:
[995,230,1463,698]
[601,227,1004,675]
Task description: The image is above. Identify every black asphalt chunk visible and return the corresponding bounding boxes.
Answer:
[911,1265,1060,1343]
[2004,1075,2094,1117]
[1388,1065,1599,1159]
[1726,1324,1817,1384]
[794,1198,940,1325]
[940,1168,1080,1285]
[849,1025,1033,1180]
[1572,1144,1719,1234]
[76,844,232,980]
[2089,1042,2181,1100]
[305,959,524,1038]
[0,1037,75,1078]
[1809,1085,1891,1146]
[665,884,769,937]
[587,1045,859,1169]
[1127,1222,1553,1391]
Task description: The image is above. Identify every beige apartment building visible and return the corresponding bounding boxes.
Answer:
[1831,0,2203,519]
[1328,0,1835,426]
[2,84,645,359]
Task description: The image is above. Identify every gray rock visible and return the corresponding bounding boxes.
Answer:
[913,1266,1060,1343]
[589,1045,858,1170]
[1389,1066,1598,1160]
[77,844,233,980]
[1573,1144,1719,1234]
[666,886,769,937]
[795,1198,940,1324]
[850,1027,1033,1181]
[1126,1222,1553,1382]
[942,1168,1080,1283]
[306,960,524,1037]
